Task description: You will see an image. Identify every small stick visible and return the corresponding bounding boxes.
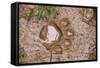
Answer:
[50,51,52,62]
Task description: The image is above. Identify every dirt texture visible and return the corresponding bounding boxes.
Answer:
[19,4,96,64]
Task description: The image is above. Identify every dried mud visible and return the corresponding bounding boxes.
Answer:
[19,4,96,64]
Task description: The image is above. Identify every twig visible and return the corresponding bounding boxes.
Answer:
[50,51,52,62]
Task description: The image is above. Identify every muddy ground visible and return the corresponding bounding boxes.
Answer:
[19,4,96,64]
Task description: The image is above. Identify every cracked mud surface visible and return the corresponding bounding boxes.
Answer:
[19,4,96,64]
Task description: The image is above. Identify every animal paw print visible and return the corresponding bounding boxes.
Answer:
[58,18,74,51]
[39,18,74,61]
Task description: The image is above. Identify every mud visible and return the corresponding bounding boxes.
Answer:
[19,4,96,64]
